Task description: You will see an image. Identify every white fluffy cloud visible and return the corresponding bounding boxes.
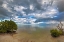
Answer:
[28,8,58,18]
[30,4,34,10]
[12,16,36,24]
[14,6,27,12]
[14,5,27,16]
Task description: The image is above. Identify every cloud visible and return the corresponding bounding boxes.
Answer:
[2,1,12,13]
[29,8,58,18]
[0,0,64,27]
[14,5,27,16]
[12,15,36,24]
[14,6,27,12]
[30,4,34,10]
[57,0,64,12]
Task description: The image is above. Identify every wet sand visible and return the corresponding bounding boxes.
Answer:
[0,28,64,42]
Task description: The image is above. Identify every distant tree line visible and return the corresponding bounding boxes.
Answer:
[0,20,17,33]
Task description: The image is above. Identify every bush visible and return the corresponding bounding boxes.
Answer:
[59,30,63,35]
[0,20,17,33]
[50,29,62,37]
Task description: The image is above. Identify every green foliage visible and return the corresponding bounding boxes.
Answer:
[50,29,62,37]
[0,20,17,33]
[59,30,63,35]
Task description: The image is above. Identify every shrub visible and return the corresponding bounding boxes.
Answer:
[50,29,62,37]
[59,30,63,35]
[0,20,17,33]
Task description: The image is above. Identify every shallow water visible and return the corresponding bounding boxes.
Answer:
[1,25,63,42]
[17,25,51,32]
[14,25,64,42]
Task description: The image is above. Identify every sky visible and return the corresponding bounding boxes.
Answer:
[0,0,64,28]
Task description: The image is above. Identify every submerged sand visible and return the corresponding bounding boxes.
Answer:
[0,28,64,42]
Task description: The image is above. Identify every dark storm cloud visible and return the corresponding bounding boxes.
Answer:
[0,0,3,5]
[0,6,10,19]
[57,0,64,12]
[0,0,7,18]
[0,0,13,19]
